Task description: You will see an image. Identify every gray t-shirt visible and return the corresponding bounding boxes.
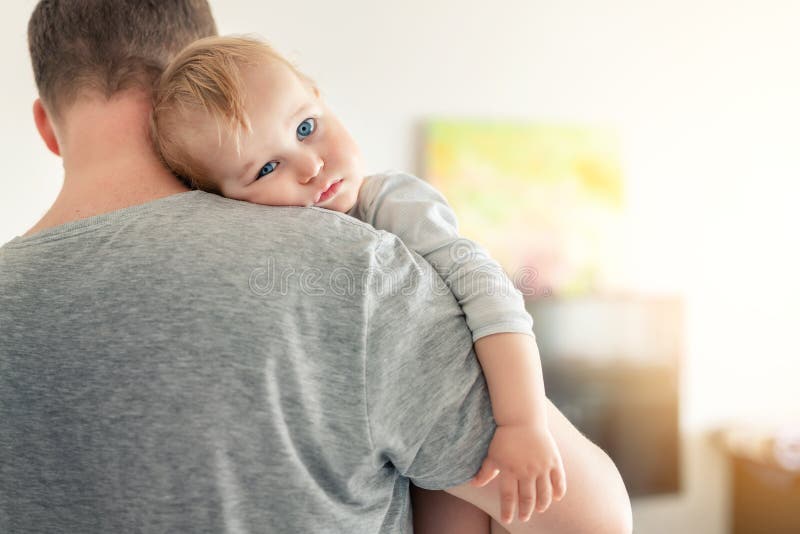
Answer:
[0,190,495,533]
[348,170,534,341]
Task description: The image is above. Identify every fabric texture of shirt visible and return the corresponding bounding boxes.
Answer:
[0,190,495,533]
[348,170,534,342]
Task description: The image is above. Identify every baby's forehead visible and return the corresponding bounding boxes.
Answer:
[239,53,318,93]
[161,54,319,150]
[241,59,314,95]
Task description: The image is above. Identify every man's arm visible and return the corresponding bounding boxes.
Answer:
[360,231,631,533]
[362,231,495,489]
[445,397,633,534]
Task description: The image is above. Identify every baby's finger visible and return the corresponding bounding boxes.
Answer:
[517,477,536,522]
[500,475,518,525]
[470,460,500,487]
[550,460,567,500]
[535,475,553,513]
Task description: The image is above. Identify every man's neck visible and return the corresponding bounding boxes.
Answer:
[25,93,190,237]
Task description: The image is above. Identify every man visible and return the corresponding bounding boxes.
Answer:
[0,1,632,532]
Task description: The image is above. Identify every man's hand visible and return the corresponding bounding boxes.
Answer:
[470,423,567,525]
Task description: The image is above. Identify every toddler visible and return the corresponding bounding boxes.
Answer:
[150,35,566,529]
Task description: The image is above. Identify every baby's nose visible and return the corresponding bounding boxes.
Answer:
[300,157,324,184]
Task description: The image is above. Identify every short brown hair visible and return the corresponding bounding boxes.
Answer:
[27,0,218,118]
[150,35,317,193]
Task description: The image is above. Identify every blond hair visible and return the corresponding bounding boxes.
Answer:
[150,35,316,192]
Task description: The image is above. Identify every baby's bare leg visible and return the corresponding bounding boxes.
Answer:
[411,483,492,534]
[446,398,633,534]
[491,517,510,534]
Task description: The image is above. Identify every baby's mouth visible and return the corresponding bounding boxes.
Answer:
[316,179,344,204]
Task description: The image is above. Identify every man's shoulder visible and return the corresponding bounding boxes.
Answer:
[177,192,389,256]
[189,192,382,238]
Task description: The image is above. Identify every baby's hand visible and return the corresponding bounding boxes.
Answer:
[470,423,567,525]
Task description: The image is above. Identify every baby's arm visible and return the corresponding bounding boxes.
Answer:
[353,172,566,524]
[352,172,533,339]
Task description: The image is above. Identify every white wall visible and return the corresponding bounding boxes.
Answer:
[3,1,799,533]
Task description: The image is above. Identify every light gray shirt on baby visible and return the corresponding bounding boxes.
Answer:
[0,190,495,533]
[349,170,534,341]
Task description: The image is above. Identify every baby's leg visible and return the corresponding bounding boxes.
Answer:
[445,397,632,533]
[490,517,510,533]
[411,483,491,534]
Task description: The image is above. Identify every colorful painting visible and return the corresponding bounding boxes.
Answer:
[423,120,623,299]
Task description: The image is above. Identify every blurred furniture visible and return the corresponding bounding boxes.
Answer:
[528,295,682,497]
[715,427,800,534]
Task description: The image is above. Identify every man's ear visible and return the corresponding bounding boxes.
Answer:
[33,98,60,156]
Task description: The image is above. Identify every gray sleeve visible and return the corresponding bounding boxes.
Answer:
[357,172,533,341]
[363,232,496,490]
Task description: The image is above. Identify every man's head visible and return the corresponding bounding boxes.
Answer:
[151,36,365,213]
[28,0,218,121]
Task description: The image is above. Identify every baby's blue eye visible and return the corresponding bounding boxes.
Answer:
[257,161,278,179]
[297,117,316,140]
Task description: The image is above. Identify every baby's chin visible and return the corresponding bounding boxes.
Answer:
[317,193,357,213]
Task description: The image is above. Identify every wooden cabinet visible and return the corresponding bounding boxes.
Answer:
[529,296,682,497]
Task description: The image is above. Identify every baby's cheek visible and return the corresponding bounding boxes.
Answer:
[247,184,280,206]
[337,191,355,213]
[273,183,300,206]
[349,139,365,170]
